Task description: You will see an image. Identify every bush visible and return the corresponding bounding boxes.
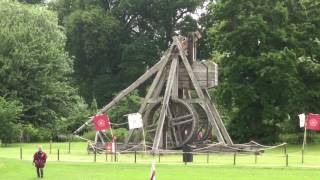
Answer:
[279,132,320,144]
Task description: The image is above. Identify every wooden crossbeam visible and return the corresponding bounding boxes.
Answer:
[152,56,178,151]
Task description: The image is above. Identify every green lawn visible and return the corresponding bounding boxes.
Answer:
[1,142,320,179]
[1,158,320,180]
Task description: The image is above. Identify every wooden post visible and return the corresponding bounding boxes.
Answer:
[57,149,60,161]
[286,154,289,167]
[255,153,257,164]
[114,152,117,162]
[49,140,52,154]
[134,151,137,163]
[233,152,236,166]
[106,151,108,162]
[284,144,287,155]
[211,153,213,164]
[158,153,161,163]
[111,152,113,162]
[68,141,71,154]
[94,149,97,162]
[301,149,304,164]
[302,124,307,164]
[20,147,22,160]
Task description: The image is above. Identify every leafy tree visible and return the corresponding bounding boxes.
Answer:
[64,7,125,105]
[0,97,23,144]
[0,1,88,136]
[204,0,320,143]
[49,0,203,107]
[107,90,142,128]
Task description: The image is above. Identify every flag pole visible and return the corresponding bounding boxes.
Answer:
[142,126,147,154]
[302,120,307,151]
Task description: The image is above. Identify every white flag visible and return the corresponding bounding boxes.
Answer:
[298,113,306,128]
[149,161,156,180]
[128,113,143,130]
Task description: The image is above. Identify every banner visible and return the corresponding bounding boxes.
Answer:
[128,113,143,130]
[298,113,306,128]
[92,114,110,131]
[306,113,320,131]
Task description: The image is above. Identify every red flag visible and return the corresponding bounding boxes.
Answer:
[306,113,320,131]
[92,114,110,131]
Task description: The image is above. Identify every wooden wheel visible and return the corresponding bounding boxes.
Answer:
[144,98,199,149]
[193,103,212,141]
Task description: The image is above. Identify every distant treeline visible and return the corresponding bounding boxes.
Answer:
[0,0,319,144]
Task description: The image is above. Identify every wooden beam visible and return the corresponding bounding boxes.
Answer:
[203,89,233,145]
[152,56,178,151]
[74,44,175,135]
[174,37,204,99]
[138,45,175,113]
[172,60,179,98]
[174,37,226,144]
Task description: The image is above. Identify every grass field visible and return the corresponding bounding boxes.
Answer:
[1,142,320,179]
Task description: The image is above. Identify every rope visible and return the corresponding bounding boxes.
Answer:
[192,142,223,151]
[110,122,128,126]
[260,143,287,151]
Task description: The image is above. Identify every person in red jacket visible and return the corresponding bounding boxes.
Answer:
[33,145,47,178]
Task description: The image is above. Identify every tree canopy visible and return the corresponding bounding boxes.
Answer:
[0,1,88,140]
[49,0,202,106]
[1,0,320,144]
[204,0,320,143]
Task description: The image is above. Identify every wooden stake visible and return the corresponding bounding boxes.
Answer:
[20,147,22,160]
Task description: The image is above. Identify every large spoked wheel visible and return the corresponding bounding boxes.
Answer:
[144,98,199,149]
[193,103,212,142]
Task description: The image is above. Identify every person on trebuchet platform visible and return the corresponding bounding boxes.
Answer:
[33,145,47,178]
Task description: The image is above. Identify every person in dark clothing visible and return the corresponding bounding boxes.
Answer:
[33,146,47,178]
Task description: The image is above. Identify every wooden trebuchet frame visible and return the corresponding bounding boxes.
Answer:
[74,33,234,152]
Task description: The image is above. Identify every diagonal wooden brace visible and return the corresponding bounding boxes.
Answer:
[152,56,179,151]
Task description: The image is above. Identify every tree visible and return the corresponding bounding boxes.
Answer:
[49,0,203,107]
[107,90,142,127]
[203,0,320,143]
[0,1,88,136]
[64,7,125,105]
[0,97,23,144]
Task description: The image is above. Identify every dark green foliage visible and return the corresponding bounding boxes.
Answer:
[0,1,89,140]
[64,7,124,105]
[107,90,142,127]
[50,0,202,107]
[0,97,23,144]
[204,0,320,143]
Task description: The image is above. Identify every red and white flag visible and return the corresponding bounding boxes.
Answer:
[298,113,306,128]
[92,114,110,131]
[149,161,156,180]
[128,113,143,130]
[306,113,320,131]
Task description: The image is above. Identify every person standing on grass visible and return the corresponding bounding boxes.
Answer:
[33,145,47,178]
